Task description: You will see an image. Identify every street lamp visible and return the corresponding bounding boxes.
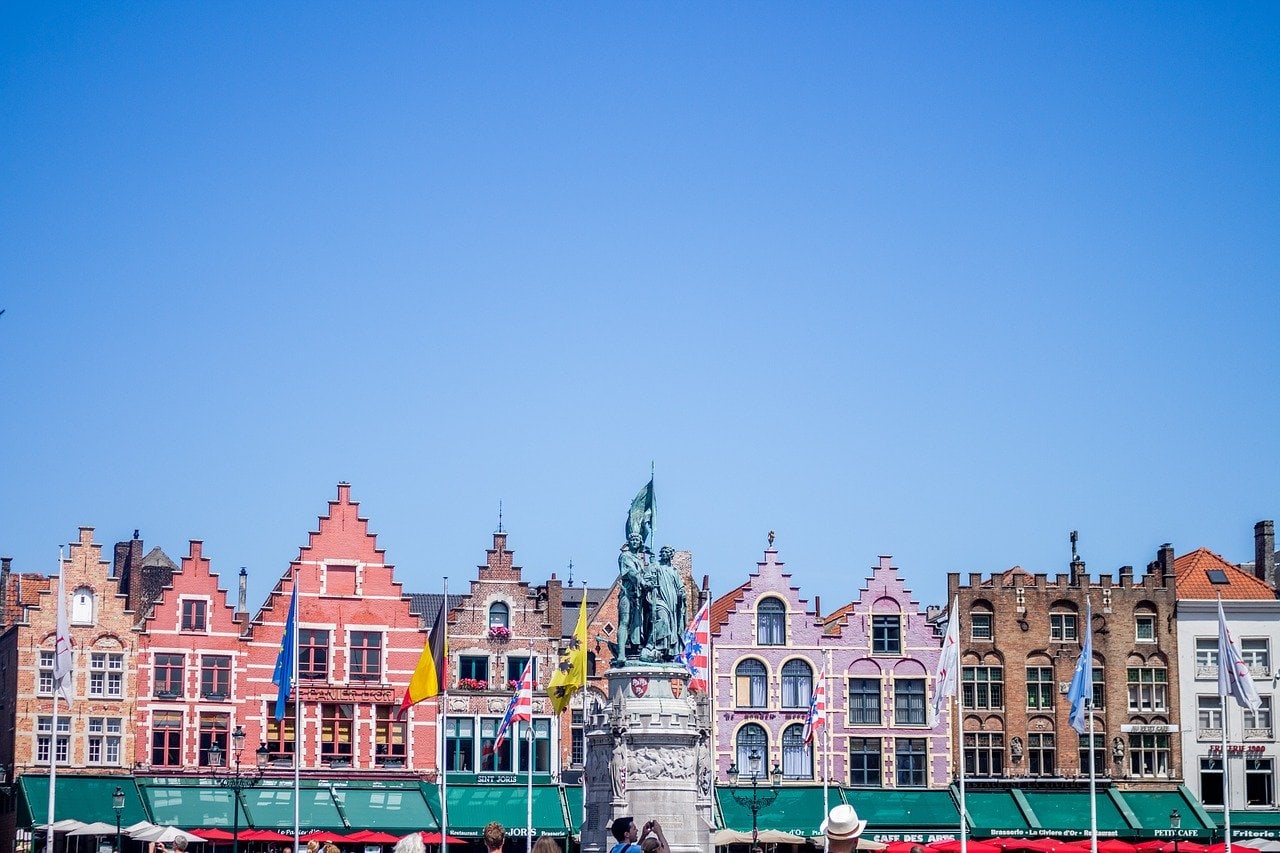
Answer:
[1170,809,1181,853]
[208,726,268,853]
[112,786,125,853]
[726,748,783,853]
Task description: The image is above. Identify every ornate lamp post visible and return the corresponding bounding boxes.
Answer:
[1170,809,1181,853]
[112,786,125,853]
[726,748,783,853]
[208,726,269,853]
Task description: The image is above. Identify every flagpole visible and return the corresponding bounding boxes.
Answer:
[1222,703,1232,853]
[581,585,589,850]
[527,639,535,853]
[956,687,967,853]
[823,650,832,849]
[441,577,450,853]
[292,567,301,849]
[45,548,66,853]
[1087,600,1097,853]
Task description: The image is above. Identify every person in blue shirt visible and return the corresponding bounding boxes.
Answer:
[609,818,641,853]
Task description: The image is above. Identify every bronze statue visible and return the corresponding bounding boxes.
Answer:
[613,479,688,666]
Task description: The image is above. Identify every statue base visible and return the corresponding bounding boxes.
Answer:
[583,664,713,853]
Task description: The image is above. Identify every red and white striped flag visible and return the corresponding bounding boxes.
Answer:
[803,668,826,745]
[493,658,533,752]
[676,600,710,692]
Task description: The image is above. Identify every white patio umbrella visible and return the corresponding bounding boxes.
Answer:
[38,819,88,833]
[68,822,122,837]
[124,822,158,837]
[135,827,207,845]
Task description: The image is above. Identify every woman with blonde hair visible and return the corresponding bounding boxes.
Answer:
[531,837,561,853]
[392,833,426,853]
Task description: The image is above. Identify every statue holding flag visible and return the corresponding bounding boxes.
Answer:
[613,478,690,666]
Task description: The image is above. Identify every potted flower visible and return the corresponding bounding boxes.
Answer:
[457,677,488,691]
[488,625,512,641]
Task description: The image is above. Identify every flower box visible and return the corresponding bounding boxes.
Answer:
[488,626,512,641]
[457,678,488,691]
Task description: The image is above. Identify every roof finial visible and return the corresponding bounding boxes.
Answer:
[498,500,504,534]
[768,530,775,547]
[567,559,575,587]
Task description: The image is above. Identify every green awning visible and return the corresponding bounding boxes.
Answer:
[427,784,569,839]
[331,781,438,835]
[962,791,1032,837]
[239,780,345,830]
[138,779,236,828]
[564,786,583,835]
[18,775,149,828]
[851,790,961,843]
[1115,789,1215,839]
[1018,790,1130,839]
[716,785,843,838]
[1226,812,1280,840]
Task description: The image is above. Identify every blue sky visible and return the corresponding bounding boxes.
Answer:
[2,3,1277,615]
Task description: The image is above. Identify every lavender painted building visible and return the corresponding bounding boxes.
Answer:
[710,547,951,789]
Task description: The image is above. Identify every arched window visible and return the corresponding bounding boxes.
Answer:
[489,602,510,629]
[71,586,95,625]
[782,723,812,779]
[781,660,813,708]
[757,598,785,646]
[735,723,768,779]
[735,659,768,708]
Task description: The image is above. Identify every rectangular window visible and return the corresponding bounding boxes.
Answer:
[201,655,231,699]
[964,732,1004,777]
[87,716,122,766]
[154,653,185,698]
[459,655,489,684]
[89,652,124,698]
[1027,667,1055,710]
[446,718,475,772]
[376,705,406,764]
[1127,668,1168,712]
[1245,696,1274,738]
[1028,733,1055,776]
[181,599,207,631]
[265,704,296,762]
[1092,667,1106,710]
[37,716,71,765]
[872,615,902,655]
[962,666,1004,711]
[848,738,881,787]
[349,631,382,682]
[1078,733,1105,776]
[894,738,927,787]
[1135,614,1156,642]
[894,679,926,726]
[515,718,551,773]
[1050,613,1077,642]
[320,703,354,761]
[1247,758,1275,807]
[970,613,992,641]
[735,664,767,708]
[480,717,513,772]
[1196,638,1219,678]
[1200,757,1225,807]
[1128,733,1170,778]
[1243,639,1271,678]
[38,650,54,695]
[299,629,330,680]
[848,678,882,725]
[199,713,229,767]
[571,708,585,768]
[1198,696,1224,736]
[152,710,183,767]
[506,655,536,687]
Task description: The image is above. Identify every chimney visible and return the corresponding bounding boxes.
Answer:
[1158,543,1175,584]
[1257,521,1276,589]
[814,595,822,619]
[1119,565,1134,586]
[238,568,248,614]
[0,556,10,628]
[545,573,563,630]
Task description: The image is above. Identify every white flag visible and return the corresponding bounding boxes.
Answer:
[931,596,960,725]
[52,567,74,703]
[1218,598,1261,712]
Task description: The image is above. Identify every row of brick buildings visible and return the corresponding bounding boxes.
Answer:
[1,484,1277,849]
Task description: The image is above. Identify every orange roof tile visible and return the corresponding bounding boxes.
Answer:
[710,581,750,635]
[1175,548,1277,600]
[821,601,857,636]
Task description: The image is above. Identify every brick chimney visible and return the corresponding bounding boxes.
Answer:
[1158,543,1175,585]
[0,556,10,628]
[1256,521,1276,590]
[545,573,563,630]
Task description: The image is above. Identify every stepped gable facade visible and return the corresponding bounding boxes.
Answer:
[948,543,1182,789]
[820,555,951,788]
[134,539,247,771]
[240,482,434,775]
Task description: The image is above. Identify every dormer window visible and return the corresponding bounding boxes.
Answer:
[71,587,95,625]
[182,600,207,632]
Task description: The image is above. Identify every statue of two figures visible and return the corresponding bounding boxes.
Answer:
[615,479,689,666]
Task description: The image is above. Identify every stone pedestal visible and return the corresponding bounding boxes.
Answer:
[583,664,713,853]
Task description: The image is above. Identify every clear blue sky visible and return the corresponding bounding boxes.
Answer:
[2,3,1277,615]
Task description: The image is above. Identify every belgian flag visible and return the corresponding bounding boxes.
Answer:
[400,596,447,717]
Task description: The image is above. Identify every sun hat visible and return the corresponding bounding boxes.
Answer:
[821,804,868,841]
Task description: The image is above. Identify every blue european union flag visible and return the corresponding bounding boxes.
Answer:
[271,584,298,721]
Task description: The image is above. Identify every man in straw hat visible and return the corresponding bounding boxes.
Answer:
[821,804,868,853]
